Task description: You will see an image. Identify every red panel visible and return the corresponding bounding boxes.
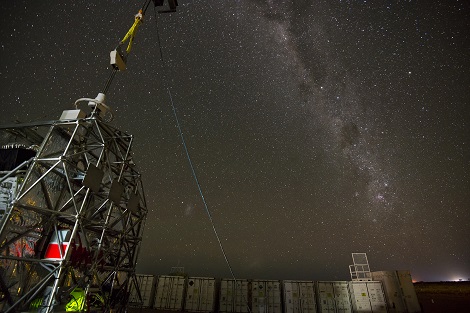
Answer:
[44,243,69,260]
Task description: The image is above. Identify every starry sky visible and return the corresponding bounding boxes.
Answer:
[1,0,469,282]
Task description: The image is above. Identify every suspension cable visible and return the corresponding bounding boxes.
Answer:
[167,88,241,279]
[153,9,252,313]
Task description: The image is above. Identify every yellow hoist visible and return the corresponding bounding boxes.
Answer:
[84,0,177,121]
[109,0,177,75]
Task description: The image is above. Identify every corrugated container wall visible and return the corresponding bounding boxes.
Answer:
[371,270,421,313]
[154,275,186,310]
[348,281,387,313]
[219,279,250,313]
[128,274,155,308]
[185,277,216,312]
[251,280,282,313]
[332,281,353,313]
[316,281,336,313]
[349,281,372,312]
[283,280,316,313]
[396,271,421,313]
[367,281,388,313]
[317,281,352,313]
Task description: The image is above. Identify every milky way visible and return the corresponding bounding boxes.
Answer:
[253,1,396,223]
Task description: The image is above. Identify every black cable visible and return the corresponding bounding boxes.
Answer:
[153,5,165,63]
[142,0,153,14]
[103,68,118,94]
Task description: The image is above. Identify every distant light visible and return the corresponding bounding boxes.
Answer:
[450,276,465,282]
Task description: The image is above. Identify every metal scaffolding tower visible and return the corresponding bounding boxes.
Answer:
[349,252,372,281]
[0,104,147,312]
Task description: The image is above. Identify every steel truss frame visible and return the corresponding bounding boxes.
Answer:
[0,113,147,312]
[349,252,372,281]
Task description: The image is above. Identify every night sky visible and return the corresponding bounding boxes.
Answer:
[1,1,469,282]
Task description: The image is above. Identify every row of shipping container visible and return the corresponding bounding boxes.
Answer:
[128,270,421,313]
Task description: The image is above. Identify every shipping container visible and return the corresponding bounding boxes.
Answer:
[316,281,352,313]
[219,279,250,313]
[128,274,155,308]
[348,281,387,313]
[251,280,282,313]
[283,280,316,313]
[154,275,186,310]
[349,281,372,312]
[396,271,421,313]
[185,277,216,312]
[316,281,336,313]
[332,281,353,313]
[371,270,421,313]
[367,281,387,313]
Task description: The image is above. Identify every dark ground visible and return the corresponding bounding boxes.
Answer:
[414,281,470,313]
